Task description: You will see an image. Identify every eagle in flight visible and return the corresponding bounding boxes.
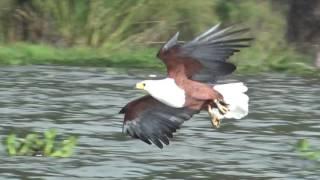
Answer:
[120,23,252,148]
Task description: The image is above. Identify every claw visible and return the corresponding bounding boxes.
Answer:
[212,116,220,128]
[208,104,220,128]
[214,99,229,114]
[208,104,213,115]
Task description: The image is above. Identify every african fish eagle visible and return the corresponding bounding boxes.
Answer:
[120,23,252,148]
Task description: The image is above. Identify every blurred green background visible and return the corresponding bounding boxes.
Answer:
[0,0,319,75]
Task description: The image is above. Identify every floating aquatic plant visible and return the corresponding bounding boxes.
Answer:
[4,129,77,157]
[296,139,320,161]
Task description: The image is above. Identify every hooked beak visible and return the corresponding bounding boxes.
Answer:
[135,82,145,90]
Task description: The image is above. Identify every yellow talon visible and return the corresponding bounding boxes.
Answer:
[214,99,229,114]
[212,116,220,128]
[208,104,213,115]
[207,104,220,128]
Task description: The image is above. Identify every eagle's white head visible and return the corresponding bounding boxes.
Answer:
[135,78,185,108]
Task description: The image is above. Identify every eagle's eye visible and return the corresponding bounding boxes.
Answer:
[142,83,146,87]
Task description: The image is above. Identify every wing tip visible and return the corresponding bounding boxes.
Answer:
[119,106,126,114]
[162,31,180,51]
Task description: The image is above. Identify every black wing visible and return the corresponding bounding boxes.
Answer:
[119,95,198,149]
[182,23,252,63]
[158,23,253,82]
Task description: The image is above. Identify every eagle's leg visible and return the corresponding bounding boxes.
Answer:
[208,104,221,128]
[214,99,229,114]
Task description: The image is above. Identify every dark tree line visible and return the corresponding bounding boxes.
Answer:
[287,0,320,67]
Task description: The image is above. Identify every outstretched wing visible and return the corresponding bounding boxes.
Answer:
[157,23,253,82]
[119,95,198,148]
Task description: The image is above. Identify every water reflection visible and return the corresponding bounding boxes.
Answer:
[0,66,319,179]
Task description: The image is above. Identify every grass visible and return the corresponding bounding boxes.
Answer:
[0,43,163,68]
[0,42,319,76]
[0,1,318,76]
[232,43,319,76]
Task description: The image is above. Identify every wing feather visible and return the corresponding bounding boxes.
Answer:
[157,23,253,82]
[120,95,198,148]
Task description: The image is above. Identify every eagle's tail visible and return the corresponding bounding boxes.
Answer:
[213,82,249,119]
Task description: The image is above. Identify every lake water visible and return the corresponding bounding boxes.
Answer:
[0,66,319,179]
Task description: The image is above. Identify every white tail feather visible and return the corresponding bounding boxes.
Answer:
[213,82,249,119]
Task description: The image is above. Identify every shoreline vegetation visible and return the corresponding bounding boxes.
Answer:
[0,42,318,76]
[0,43,163,68]
[0,0,319,76]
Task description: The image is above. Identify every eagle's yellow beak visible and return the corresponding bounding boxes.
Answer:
[135,82,145,90]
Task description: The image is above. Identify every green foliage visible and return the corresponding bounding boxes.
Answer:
[296,139,320,161]
[4,129,77,157]
[212,0,319,75]
[0,0,318,75]
[0,42,318,76]
[0,43,162,68]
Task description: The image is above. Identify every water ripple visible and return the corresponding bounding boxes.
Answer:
[0,66,319,179]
